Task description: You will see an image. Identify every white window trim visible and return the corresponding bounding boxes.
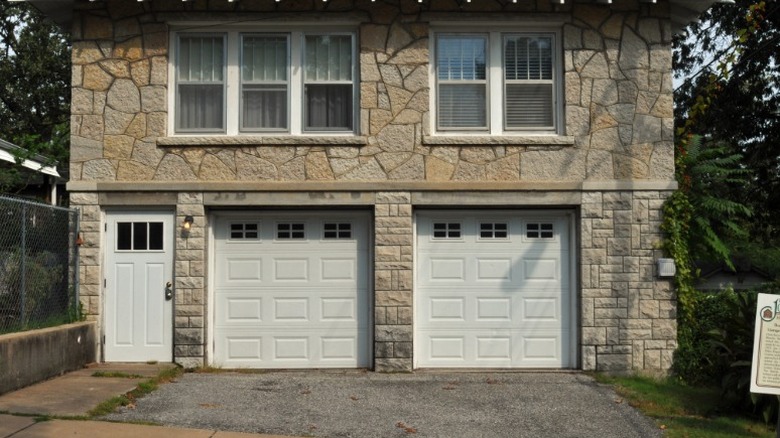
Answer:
[429,25,564,137]
[168,25,358,137]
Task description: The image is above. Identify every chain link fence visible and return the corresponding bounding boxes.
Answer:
[0,195,80,334]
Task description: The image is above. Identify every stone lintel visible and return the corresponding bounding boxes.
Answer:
[412,190,582,206]
[162,12,369,27]
[99,191,178,205]
[422,135,575,146]
[582,180,678,191]
[205,191,376,206]
[422,13,570,25]
[157,135,368,147]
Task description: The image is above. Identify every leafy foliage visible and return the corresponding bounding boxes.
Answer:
[682,136,752,265]
[0,2,70,186]
[674,0,780,247]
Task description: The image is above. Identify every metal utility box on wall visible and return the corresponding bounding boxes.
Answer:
[657,258,676,278]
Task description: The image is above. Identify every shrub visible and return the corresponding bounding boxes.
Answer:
[706,285,780,424]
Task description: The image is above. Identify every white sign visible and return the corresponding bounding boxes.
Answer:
[750,293,780,395]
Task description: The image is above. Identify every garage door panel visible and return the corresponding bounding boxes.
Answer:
[418,253,566,288]
[476,298,512,320]
[274,259,309,281]
[213,212,370,368]
[429,297,466,320]
[416,211,572,368]
[418,330,565,367]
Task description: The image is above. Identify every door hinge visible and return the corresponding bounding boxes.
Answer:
[104,278,106,288]
[104,223,107,232]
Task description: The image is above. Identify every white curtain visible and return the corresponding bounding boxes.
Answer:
[242,36,288,130]
[304,35,353,130]
[177,36,225,131]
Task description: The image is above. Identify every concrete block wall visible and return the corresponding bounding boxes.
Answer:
[374,192,414,371]
[580,190,676,372]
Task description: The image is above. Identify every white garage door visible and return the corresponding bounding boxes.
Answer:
[416,211,573,368]
[212,211,370,368]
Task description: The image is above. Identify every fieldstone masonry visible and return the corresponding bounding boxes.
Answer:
[68,0,679,373]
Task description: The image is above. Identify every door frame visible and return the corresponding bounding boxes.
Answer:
[103,209,175,362]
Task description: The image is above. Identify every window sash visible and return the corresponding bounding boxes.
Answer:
[436,34,488,131]
[240,34,290,132]
[503,34,555,130]
[303,34,355,132]
[176,34,226,133]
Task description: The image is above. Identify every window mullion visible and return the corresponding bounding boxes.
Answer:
[290,32,302,135]
[489,31,502,135]
[224,31,238,136]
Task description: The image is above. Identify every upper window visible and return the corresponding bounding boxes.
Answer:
[434,30,559,135]
[174,29,356,135]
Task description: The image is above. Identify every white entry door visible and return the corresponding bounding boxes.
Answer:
[105,211,174,362]
[416,210,573,368]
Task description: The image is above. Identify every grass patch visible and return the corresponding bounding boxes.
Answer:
[594,374,776,437]
[88,366,183,418]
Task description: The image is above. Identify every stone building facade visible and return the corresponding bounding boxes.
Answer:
[61,0,684,372]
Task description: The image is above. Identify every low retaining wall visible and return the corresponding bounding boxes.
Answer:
[0,322,97,395]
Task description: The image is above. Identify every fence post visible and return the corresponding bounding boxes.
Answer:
[20,202,27,328]
[74,212,80,320]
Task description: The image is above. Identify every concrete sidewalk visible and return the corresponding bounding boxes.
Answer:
[0,363,297,438]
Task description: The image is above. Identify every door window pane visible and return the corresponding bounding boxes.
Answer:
[117,222,132,250]
[133,222,148,250]
[149,222,164,250]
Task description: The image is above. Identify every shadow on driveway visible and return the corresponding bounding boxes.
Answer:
[104,371,662,438]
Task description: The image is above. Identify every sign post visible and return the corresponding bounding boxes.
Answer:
[750,293,780,437]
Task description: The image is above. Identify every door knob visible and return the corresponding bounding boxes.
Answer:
[165,282,173,301]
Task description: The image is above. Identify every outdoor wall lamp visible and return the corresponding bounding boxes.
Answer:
[182,215,194,232]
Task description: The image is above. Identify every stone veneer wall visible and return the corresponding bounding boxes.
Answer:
[70,0,674,183]
[68,0,678,372]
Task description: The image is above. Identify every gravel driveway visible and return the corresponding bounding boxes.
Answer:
[104,371,661,438]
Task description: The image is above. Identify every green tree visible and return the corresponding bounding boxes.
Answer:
[0,2,70,179]
[674,0,780,248]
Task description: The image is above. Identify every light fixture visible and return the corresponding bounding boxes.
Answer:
[183,215,194,232]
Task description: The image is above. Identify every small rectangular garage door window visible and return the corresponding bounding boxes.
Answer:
[230,223,260,240]
[116,222,163,251]
[323,222,352,239]
[277,222,305,239]
[433,222,461,239]
[479,222,508,239]
[526,222,554,239]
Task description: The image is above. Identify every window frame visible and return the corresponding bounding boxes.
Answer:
[430,27,563,136]
[170,26,358,136]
